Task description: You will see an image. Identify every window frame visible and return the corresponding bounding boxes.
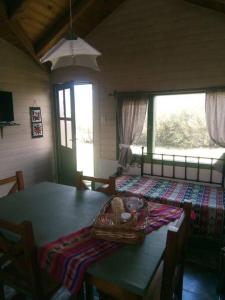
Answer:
[117,90,223,169]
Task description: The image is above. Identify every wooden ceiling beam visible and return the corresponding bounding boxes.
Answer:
[6,0,28,19]
[185,0,225,14]
[35,0,95,58]
[0,1,47,70]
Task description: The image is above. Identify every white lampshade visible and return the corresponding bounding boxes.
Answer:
[40,37,101,71]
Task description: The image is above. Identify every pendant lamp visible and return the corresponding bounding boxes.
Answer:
[40,0,101,71]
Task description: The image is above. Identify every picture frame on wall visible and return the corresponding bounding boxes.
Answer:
[31,122,43,138]
[30,107,43,138]
[30,107,42,123]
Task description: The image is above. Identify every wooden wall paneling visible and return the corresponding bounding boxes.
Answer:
[0,1,43,68]
[1,0,126,72]
[0,38,53,190]
[86,0,225,161]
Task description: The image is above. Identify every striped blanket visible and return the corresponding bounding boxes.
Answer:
[38,202,182,295]
[116,175,225,238]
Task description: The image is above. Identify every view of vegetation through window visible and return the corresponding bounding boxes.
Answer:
[132,93,224,161]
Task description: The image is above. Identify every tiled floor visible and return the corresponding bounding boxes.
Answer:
[183,237,222,300]
[183,263,218,300]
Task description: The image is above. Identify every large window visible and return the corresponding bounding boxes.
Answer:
[131,92,224,161]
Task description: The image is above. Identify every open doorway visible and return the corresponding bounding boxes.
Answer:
[74,84,94,176]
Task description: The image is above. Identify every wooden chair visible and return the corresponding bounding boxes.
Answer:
[0,219,59,300]
[89,201,192,300]
[75,171,116,195]
[146,201,192,300]
[0,171,24,196]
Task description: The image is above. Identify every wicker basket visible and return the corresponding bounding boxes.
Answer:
[91,198,145,244]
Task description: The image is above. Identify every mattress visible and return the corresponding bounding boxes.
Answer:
[116,175,225,238]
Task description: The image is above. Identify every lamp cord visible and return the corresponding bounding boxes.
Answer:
[69,0,72,32]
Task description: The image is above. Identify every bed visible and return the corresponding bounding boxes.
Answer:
[115,149,225,239]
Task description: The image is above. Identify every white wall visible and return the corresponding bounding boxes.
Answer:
[0,38,54,195]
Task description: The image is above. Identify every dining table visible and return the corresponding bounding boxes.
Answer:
[0,181,173,299]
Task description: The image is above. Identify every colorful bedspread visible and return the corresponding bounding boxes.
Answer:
[116,175,225,238]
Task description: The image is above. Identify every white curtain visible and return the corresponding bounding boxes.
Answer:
[117,94,148,168]
[205,90,225,173]
[205,90,225,147]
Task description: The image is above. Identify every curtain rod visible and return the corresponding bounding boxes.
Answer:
[109,85,225,97]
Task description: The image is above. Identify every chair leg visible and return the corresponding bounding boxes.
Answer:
[0,283,5,300]
[85,281,94,300]
[177,264,184,300]
[218,247,225,297]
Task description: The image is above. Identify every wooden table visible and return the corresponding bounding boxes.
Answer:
[0,182,170,299]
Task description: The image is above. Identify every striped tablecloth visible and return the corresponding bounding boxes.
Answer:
[38,201,182,294]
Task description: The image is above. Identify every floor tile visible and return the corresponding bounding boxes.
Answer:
[183,263,218,299]
[183,290,216,300]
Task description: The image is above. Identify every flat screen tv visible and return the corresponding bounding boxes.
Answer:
[0,91,14,122]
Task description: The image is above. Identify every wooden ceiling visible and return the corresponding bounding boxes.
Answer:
[1,0,225,69]
[185,0,225,14]
[0,0,125,68]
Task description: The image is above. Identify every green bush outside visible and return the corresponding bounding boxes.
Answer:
[135,111,217,149]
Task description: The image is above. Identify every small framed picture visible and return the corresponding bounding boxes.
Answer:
[30,107,42,123]
[31,122,43,138]
[30,107,43,138]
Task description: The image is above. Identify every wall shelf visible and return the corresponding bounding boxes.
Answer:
[0,123,20,138]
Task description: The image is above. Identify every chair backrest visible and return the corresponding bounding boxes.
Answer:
[0,171,24,196]
[161,201,192,300]
[75,171,116,195]
[0,219,39,295]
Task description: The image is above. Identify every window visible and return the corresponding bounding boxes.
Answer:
[131,92,224,162]
[58,88,73,149]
